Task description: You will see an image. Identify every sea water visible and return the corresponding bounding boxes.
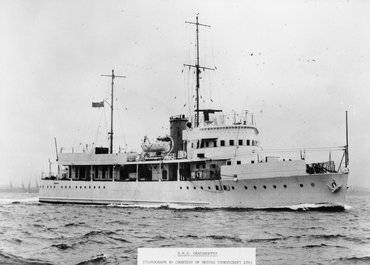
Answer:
[0,191,369,265]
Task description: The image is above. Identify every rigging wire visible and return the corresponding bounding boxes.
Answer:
[115,97,128,152]
[93,108,105,148]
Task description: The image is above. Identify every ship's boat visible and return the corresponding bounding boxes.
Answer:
[141,136,173,153]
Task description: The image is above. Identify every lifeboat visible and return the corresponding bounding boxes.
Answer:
[141,136,173,153]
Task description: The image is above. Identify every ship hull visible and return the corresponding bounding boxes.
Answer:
[39,172,348,209]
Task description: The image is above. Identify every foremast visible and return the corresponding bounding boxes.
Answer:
[184,15,215,128]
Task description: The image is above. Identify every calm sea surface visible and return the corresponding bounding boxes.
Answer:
[0,191,369,265]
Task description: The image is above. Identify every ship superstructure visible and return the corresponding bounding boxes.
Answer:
[39,16,349,209]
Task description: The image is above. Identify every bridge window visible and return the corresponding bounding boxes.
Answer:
[247,140,250,146]
[229,140,234,146]
[238,139,243,145]
[220,140,225,146]
[237,161,241,165]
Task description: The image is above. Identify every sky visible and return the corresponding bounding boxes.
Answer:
[0,0,369,187]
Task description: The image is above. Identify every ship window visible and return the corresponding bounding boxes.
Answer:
[75,186,77,188]
[61,186,63,189]
[194,187,196,190]
[311,183,315,187]
[220,140,225,146]
[98,186,100,189]
[244,186,248,190]
[227,161,231,165]
[283,185,287,188]
[251,161,255,164]
[239,139,243,145]
[69,186,71,189]
[214,141,217,147]
[300,184,304,188]
[201,186,203,190]
[205,142,209,148]
[237,161,241,165]
[229,140,234,146]
[103,186,105,189]
[215,186,219,190]
[263,185,266,189]
[273,185,277,189]
[247,140,250,146]
[254,186,257,189]
[89,186,91,189]
[80,186,82,189]
[84,186,86,189]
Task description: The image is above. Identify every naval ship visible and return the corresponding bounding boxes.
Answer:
[39,16,349,209]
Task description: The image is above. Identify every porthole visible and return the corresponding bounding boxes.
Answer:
[98,186,100,189]
[311,183,315,187]
[89,186,91,189]
[283,185,287,188]
[273,185,277,189]
[215,186,219,190]
[201,187,204,190]
[254,186,257,189]
[80,186,82,189]
[244,186,248,190]
[94,186,95,189]
[61,186,63,189]
[103,186,105,189]
[231,186,235,190]
[263,185,266,189]
[84,186,86,189]
[300,184,304,188]
[180,187,182,189]
[69,186,71,189]
[208,186,211,190]
[194,187,196,190]
[54,186,55,188]
[186,187,189,190]
[75,186,77,189]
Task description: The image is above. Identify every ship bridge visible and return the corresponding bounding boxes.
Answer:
[183,110,261,164]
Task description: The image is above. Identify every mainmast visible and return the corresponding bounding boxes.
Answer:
[185,15,215,128]
[101,70,126,154]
